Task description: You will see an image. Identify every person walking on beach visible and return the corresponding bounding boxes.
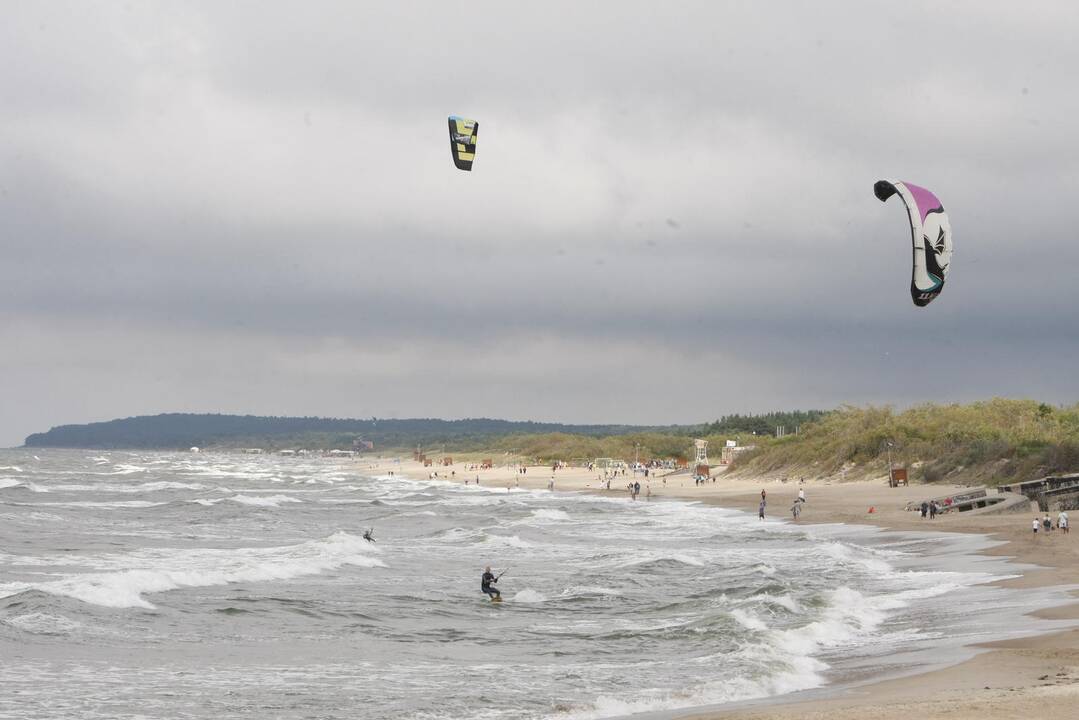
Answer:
[798,488,806,504]
[1043,514,1053,533]
[1033,517,1040,536]
[1059,510,1069,534]
[633,480,640,500]
[791,502,801,521]
[758,499,766,520]
[760,489,767,505]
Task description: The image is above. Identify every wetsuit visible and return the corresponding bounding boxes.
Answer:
[481,571,500,599]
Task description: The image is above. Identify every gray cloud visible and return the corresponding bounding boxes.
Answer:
[3,1,1079,446]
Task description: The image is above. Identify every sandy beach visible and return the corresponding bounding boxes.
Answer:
[369,457,1079,719]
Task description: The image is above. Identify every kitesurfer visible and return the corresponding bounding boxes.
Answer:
[481,566,501,599]
[363,529,375,543]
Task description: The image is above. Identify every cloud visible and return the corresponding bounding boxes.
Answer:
[3,1,1079,445]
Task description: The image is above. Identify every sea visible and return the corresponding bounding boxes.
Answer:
[0,449,1073,720]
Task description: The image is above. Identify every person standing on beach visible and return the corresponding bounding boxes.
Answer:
[798,488,806,504]
[1059,510,1069,534]
[1043,514,1052,533]
[791,502,801,520]
[761,489,767,505]
[633,480,640,500]
[1033,517,1040,536]
[758,500,766,520]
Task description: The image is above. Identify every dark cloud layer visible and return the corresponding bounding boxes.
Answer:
[3,2,1079,446]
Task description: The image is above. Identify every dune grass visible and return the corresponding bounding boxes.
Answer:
[727,399,1079,485]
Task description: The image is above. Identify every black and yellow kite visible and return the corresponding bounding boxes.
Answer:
[448,116,478,171]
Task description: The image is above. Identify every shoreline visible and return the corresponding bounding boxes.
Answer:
[369,457,1079,719]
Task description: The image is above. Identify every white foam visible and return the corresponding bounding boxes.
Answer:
[0,531,383,609]
[3,612,85,635]
[512,589,548,603]
[561,585,623,598]
[730,608,769,631]
[486,534,532,549]
[227,494,302,507]
[0,466,23,472]
[0,478,22,490]
[531,508,571,521]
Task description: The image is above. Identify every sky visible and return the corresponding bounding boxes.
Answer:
[3,1,1079,446]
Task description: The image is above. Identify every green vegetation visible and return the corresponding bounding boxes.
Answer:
[701,410,825,437]
[23,414,656,450]
[728,399,1079,486]
[29,403,1076,486]
[22,411,806,453]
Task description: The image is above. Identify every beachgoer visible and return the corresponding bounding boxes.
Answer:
[761,489,767,505]
[1043,514,1052,532]
[798,488,806,503]
[1060,511,1069,534]
[481,566,501,599]
[758,500,766,520]
[929,501,937,519]
[791,502,801,520]
[633,481,640,499]
[1033,517,1040,536]
[920,501,928,519]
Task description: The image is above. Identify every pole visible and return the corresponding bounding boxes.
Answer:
[886,441,894,485]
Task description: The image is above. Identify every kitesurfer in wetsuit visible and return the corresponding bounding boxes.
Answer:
[481,565,501,599]
[363,529,375,543]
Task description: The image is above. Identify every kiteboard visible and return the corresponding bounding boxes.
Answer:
[490,596,502,603]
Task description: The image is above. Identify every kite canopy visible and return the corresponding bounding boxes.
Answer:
[448,116,478,171]
[874,179,953,307]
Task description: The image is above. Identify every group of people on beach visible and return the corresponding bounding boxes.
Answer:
[1032,511,1069,535]
[919,499,944,519]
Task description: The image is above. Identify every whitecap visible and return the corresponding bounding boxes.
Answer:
[0,531,382,609]
[512,589,548,603]
[228,494,302,507]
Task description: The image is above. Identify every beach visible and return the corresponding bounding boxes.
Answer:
[378,457,1079,719]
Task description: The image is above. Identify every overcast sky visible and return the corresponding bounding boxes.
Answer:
[3,1,1078,446]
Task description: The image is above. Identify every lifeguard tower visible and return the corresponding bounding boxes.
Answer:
[693,439,708,466]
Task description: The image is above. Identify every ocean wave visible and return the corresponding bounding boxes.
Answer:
[2,611,85,636]
[227,494,302,507]
[530,508,571,522]
[0,531,383,609]
[485,534,532,549]
[0,478,22,490]
[26,500,169,509]
[619,553,704,569]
